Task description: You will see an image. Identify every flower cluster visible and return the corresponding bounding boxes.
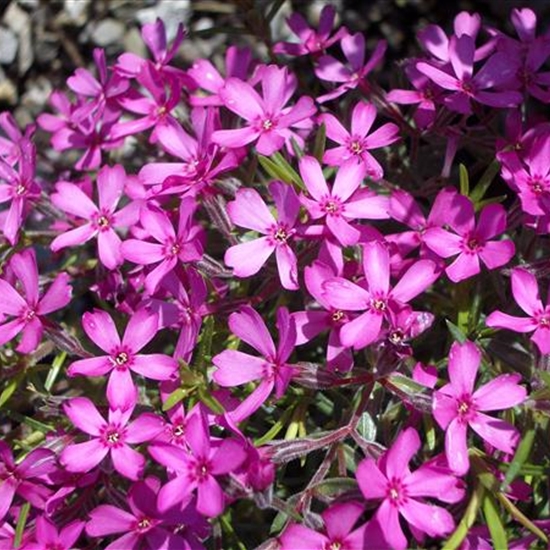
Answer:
[0,5,548,549]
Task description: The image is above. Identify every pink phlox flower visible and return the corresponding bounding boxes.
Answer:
[121,197,203,294]
[486,267,550,354]
[385,63,444,129]
[386,187,457,264]
[499,131,550,217]
[423,193,515,282]
[67,308,178,411]
[233,446,276,493]
[383,304,435,355]
[416,33,522,114]
[140,108,241,197]
[212,65,316,156]
[0,248,72,353]
[45,468,99,515]
[0,138,40,245]
[433,340,526,474]
[149,269,208,362]
[67,48,129,122]
[60,396,164,480]
[320,101,400,179]
[293,260,355,372]
[357,427,463,550]
[488,8,550,102]
[86,476,208,550]
[0,441,57,523]
[111,61,182,141]
[50,164,140,270]
[212,306,297,422]
[417,11,495,64]
[189,45,253,107]
[224,180,301,290]
[0,111,35,165]
[116,18,193,88]
[22,516,84,550]
[315,32,387,103]
[279,501,379,550]
[322,240,439,349]
[149,410,247,517]
[273,5,348,58]
[299,155,389,247]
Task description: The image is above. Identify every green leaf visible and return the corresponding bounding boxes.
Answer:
[496,492,548,543]
[255,405,296,446]
[258,154,305,191]
[0,373,23,408]
[197,386,225,415]
[162,387,193,412]
[313,123,326,162]
[483,493,508,550]
[446,319,467,343]
[356,412,377,442]
[194,316,214,374]
[502,421,535,490]
[13,502,30,548]
[310,477,357,498]
[470,160,500,205]
[45,351,66,392]
[443,483,484,550]
[459,164,469,196]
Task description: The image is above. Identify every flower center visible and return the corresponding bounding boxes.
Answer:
[173,424,185,438]
[349,139,363,154]
[457,394,475,421]
[387,476,406,506]
[97,215,110,228]
[460,80,474,95]
[389,329,404,344]
[327,542,342,550]
[370,297,387,312]
[464,234,482,252]
[23,308,36,322]
[114,352,128,365]
[321,196,342,216]
[331,310,344,323]
[103,427,123,447]
[195,459,211,481]
[15,182,27,196]
[137,517,152,532]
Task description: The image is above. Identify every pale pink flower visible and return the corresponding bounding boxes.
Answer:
[433,340,526,474]
[423,193,515,282]
[225,181,301,290]
[50,164,139,270]
[357,428,463,550]
[486,267,550,354]
[60,397,163,480]
[0,248,72,353]
[67,308,178,411]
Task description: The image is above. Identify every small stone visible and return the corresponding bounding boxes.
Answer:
[91,18,125,47]
[63,0,90,25]
[3,2,33,74]
[0,77,17,105]
[0,26,18,64]
[123,27,147,58]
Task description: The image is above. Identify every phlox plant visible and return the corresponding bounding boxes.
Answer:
[2,3,550,549]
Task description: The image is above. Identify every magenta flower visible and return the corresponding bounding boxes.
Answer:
[357,428,463,550]
[322,240,439,349]
[273,5,348,58]
[433,341,526,475]
[86,476,208,550]
[189,46,252,107]
[416,34,522,114]
[60,397,163,480]
[315,33,387,103]
[115,18,191,86]
[299,155,389,247]
[320,101,400,179]
[486,267,550,354]
[279,502,377,550]
[149,411,247,517]
[50,165,139,270]
[423,194,515,282]
[0,442,56,523]
[67,308,178,411]
[293,260,355,372]
[225,180,300,290]
[23,517,84,550]
[0,111,35,165]
[0,248,72,353]
[212,65,316,155]
[0,139,40,245]
[121,197,203,294]
[212,306,297,422]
